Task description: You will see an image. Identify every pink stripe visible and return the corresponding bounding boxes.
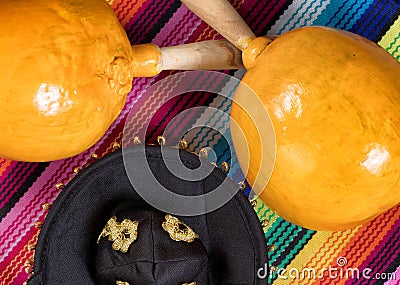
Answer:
[0,164,37,209]
[0,222,40,283]
[0,153,91,260]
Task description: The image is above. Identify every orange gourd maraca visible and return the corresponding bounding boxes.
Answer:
[0,0,241,162]
[182,0,400,231]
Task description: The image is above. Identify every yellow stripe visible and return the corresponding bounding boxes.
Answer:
[272,227,358,285]
[271,231,331,285]
[378,16,400,58]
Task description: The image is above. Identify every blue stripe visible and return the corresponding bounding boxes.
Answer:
[337,0,375,31]
[364,4,397,40]
[351,0,399,40]
[314,0,375,30]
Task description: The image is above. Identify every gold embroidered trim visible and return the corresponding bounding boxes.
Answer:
[97,216,138,253]
[157,135,166,145]
[221,161,229,173]
[179,139,188,150]
[181,282,196,285]
[162,214,198,243]
[116,281,129,285]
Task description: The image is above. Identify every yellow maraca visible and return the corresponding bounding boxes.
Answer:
[0,0,241,162]
[182,0,400,230]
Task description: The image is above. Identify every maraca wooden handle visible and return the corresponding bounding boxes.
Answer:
[181,0,256,50]
[131,40,243,77]
[161,40,243,71]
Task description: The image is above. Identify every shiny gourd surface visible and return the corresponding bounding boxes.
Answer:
[0,0,134,161]
[231,26,400,231]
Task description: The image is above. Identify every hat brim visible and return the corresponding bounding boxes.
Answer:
[28,146,268,284]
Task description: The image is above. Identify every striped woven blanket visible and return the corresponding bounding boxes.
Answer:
[0,0,399,284]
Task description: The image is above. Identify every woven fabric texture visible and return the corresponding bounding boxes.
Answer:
[0,0,399,284]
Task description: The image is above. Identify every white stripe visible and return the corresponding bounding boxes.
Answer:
[267,0,330,35]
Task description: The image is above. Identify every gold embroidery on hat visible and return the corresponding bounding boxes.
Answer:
[199,148,208,159]
[133,136,142,145]
[55,183,64,190]
[116,281,129,285]
[24,258,34,274]
[238,180,246,190]
[97,216,139,253]
[162,214,198,243]
[112,141,121,150]
[181,282,196,285]
[42,203,52,211]
[157,135,166,146]
[179,138,188,150]
[261,219,269,229]
[221,161,229,173]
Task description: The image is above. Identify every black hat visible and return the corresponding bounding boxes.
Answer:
[28,146,268,284]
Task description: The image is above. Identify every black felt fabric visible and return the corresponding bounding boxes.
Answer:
[28,146,268,285]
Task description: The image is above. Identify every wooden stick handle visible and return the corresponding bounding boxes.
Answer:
[181,0,256,51]
[131,40,243,77]
[160,40,243,71]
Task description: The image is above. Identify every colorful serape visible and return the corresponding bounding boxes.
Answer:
[0,0,399,284]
